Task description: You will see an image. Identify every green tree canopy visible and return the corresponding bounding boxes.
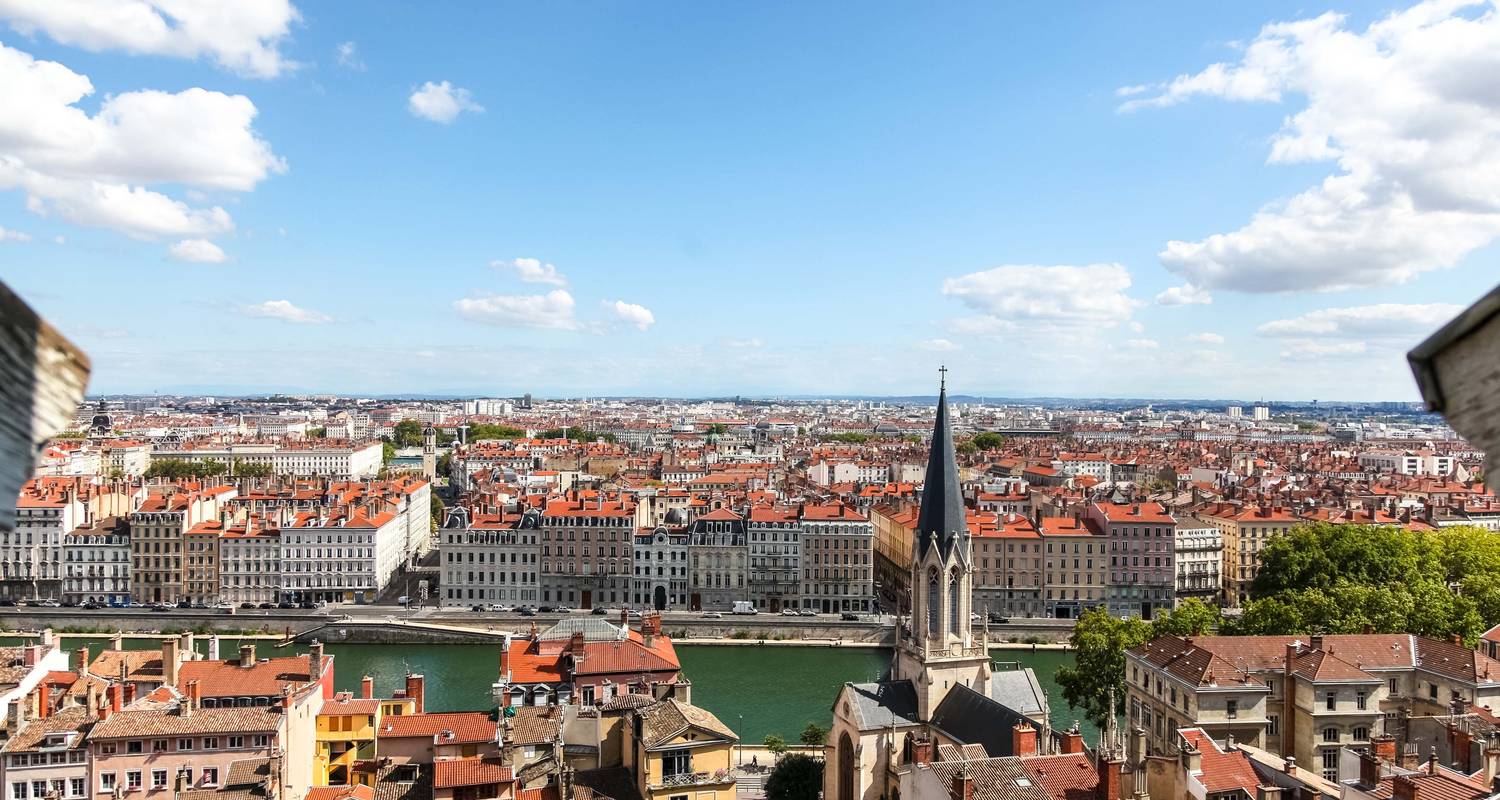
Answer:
[765,754,823,800]
[392,419,424,447]
[763,734,788,756]
[466,423,525,441]
[144,459,226,480]
[799,722,828,746]
[818,432,870,444]
[231,459,275,478]
[971,432,1005,451]
[306,426,326,438]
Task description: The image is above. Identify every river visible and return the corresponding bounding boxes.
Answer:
[10,636,1083,743]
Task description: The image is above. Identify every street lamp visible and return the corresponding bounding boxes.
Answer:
[738,714,743,767]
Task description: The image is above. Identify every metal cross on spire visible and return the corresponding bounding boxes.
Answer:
[939,365,948,391]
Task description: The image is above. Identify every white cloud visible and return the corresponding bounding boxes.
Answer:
[0,42,282,240]
[919,338,960,352]
[1128,3,1500,293]
[1155,283,1213,305]
[454,289,578,330]
[723,338,763,349]
[605,300,655,331]
[492,257,566,286]
[335,40,363,70]
[0,225,31,242]
[167,238,226,263]
[408,80,483,124]
[0,0,300,78]
[239,299,331,324]
[1125,338,1160,350]
[1186,332,1225,345]
[941,263,1140,330]
[1257,303,1461,338]
[1278,340,1368,360]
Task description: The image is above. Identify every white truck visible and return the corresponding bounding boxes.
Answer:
[731,601,758,615]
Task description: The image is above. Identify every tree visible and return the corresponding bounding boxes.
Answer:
[197,459,228,477]
[232,459,274,478]
[764,754,823,800]
[393,419,424,447]
[1055,608,1152,729]
[799,722,828,746]
[707,423,728,436]
[1148,598,1220,637]
[818,432,870,444]
[306,426,326,438]
[381,441,396,465]
[763,734,788,758]
[466,423,525,441]
[955,439,977,455]
[436,452,452,476]
[430,495,445,535]
[971,432,1005,451]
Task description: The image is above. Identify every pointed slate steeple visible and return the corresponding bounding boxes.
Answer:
[915,368,968,559]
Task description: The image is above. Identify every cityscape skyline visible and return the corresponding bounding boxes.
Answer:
[2,1,1496,399]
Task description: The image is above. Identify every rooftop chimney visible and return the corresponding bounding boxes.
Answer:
[308,640,324,681]
[75,646,90,678]
[239,644,256,667]
[162,638,179,687]
[406,674,425,713]
[360,675,374,700]
[1012,721,1038,757]
[951,771,974,800]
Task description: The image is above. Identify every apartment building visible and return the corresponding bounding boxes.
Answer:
[6,482,85,602]
[440,507,541,607]
[1199,503,1302,606]
[973,512,1043,619]
[1037,515,1106,620]
[539,495,639,608]
[799,502,873,614]
[745,505,800,613]
[1090,501,1176,620]
[151,441,384,479]
[1127,633,1500,782]
[634,524,689,611]
[1173,517,1222,604]
[687,508,748,611]
[219,518,281,606]
[129,487,235,605]
[61,515,130,606]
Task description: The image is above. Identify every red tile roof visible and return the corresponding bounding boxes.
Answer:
[434,756,514,789]
[378,712,497,744]
[1178,728,1261,795]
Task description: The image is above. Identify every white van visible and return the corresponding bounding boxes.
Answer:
[731,601,758,615]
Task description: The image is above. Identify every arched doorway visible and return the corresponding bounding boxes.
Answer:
[838,732,855,800]
[653,585,667,611]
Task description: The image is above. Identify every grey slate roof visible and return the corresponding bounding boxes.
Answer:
[989,668,1048,718]
[841,680,920,731]
[930,683,1033,758]
[916,385,968,559]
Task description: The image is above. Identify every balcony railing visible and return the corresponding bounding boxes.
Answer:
[654,770,733,789]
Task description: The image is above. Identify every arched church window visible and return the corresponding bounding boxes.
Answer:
[927,568,940,639]
[948,566,961,635]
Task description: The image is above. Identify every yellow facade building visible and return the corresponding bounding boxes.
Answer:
[625,699,738,800]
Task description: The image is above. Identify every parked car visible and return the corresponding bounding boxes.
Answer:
[240,602,257,609]
[537,605,556,613]
[81,600,102,610]
[36,598,60,608]
[490,604,514,612]
[702,611,723,619]
[470,604,487,612]
[779,608,799,616]
[259,602,276,609]
[591,606,609,615]
[396,595,410,606]
[840,612,861,621]
[519,607,537,617]
[61,600,78,608]
[150,602,170,612]
[554,606,572,613]
[0,599,17,607]
[798,609,817,616]
[277,601,296,609]
[299,601,315,609]
[987,613,1010,624]
[210,602,233,611]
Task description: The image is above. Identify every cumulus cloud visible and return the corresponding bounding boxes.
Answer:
[723,338,763,349]
[1126,2,1500,293]
[167,238,226,263]
[335,40,363,70]
[408,80,482,123]
[0,226,31,242]
[1156,283,1213,306]
[239,299,331,324]
[0,42,282,240]
[919,338,960,352]
[1278,340,1368,360]
[1125,338,1160,350]
[1185,332,1225,345]
[942,263,1140,331]
[454,289,578,330]
[493,257,566,286]
[604,300,655,331]
[1256,303,1462,338]
[0,0,301,78]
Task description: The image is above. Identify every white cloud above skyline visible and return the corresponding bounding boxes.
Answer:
[408,80,483,123]
[1127,2,1500,294]
[942,263,1140,332]
[167,238,226,263]
[454,289,579,330]
[605,300,655,331]
[239,299,331,324]
[0,0,301,78]
[0,42,282,241]
[493,257,567,286]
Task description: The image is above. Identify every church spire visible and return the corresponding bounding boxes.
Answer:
[915,367,967,559]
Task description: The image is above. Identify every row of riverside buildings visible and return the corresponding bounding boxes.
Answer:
[7,476,430,606]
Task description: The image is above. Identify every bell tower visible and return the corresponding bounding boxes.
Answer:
[892,368,992,721]
[421,425,437,479]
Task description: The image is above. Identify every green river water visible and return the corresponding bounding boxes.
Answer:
[10,636,1082,743]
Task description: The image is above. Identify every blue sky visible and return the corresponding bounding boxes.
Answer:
[1,1,1496,399]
